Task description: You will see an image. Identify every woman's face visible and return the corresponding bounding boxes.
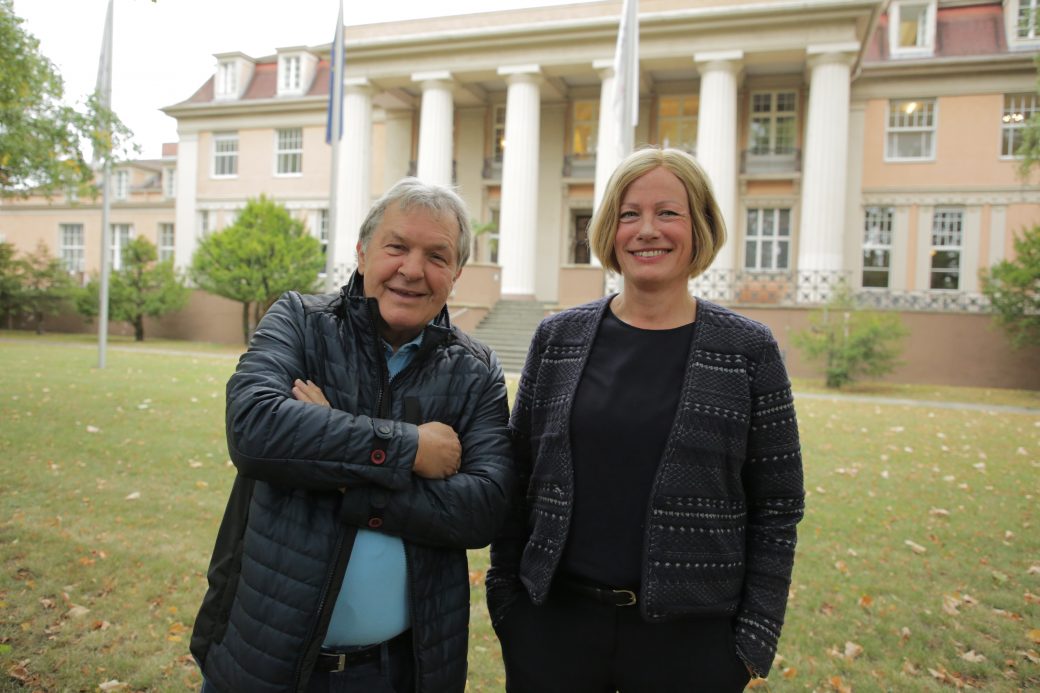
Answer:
[613,166,694,291]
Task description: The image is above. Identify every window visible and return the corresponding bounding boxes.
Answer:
[1002,93,1038,157]
[570,213,592,264]
[280,55,302,93]
[886,99,936,160]
[59,223,85,273]
[317,209,329,259]
[110,223,132,270]
[276,128,303,175]
[862,206,893,288]
[572,100,599,157]
[217,60,238,98]
[930,207,962,290]
[114,170,129,200]
[889,0,935,55]
[492,105,506,161]
[163,166,176,198]
[213,133,238,177]
[744,208,791,271]
[158,223,175,263]
[1018,0,1039,39]
[657,95,697,152]
[749,91,797,156]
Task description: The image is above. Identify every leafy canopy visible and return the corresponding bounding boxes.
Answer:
[0,0,133,198]
[190,195,324,342]
[78,237,190,341]
[981,225,1040,349]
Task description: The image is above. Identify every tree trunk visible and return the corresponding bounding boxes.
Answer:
[34,311,43,335]
[241,302,251,346]
[134,315,145,342]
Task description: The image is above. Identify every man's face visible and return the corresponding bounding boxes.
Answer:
[357,204,463,348]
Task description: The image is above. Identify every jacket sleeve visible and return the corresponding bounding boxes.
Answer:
[225,292,418,492]
[734,332,805,678]
[337,350,515,550]
[484,327,541,625]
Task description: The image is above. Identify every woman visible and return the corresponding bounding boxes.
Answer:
[486,147,804,691]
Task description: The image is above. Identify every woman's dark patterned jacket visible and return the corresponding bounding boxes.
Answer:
[191,273,514,693]
[485,295,804,678]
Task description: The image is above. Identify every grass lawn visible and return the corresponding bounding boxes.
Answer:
[1,336,1038,691]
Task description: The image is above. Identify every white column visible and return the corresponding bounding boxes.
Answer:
[797,44,857,301]
[593,59,618,216]
[497,65,542,297]
[335,78,372,281]
[173,132,198,273]
[412,71,454,186]
[693,51,742,277]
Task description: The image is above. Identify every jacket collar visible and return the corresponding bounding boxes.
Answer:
[339,270,453,344]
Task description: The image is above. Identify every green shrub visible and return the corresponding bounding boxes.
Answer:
[793,287,908,388]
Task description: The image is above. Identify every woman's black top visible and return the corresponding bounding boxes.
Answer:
[560,306,694,588]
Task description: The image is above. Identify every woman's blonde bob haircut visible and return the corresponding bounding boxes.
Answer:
[588,147,726,279]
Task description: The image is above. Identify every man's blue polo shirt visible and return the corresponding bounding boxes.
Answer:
[322,331,423,647]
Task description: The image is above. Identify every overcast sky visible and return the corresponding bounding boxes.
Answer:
[12,0,598,159]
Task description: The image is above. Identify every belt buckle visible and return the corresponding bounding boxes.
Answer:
[613,588,637,607]
[334,653,347,672]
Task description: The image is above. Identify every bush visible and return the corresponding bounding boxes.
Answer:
[980,225,1040,349]
[793,287,908,388]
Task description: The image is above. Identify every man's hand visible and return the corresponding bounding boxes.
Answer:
[292,379,331,407]
[414,422,462,479]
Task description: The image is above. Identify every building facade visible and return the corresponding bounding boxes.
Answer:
[2,0,1038,385]
[156,0,1039,315]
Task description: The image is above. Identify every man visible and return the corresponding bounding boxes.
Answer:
[192,178,514,693]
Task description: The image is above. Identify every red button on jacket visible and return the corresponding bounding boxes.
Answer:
[370,449,386,465]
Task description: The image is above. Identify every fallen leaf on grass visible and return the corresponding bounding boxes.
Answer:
[901,659,919,674]
[992,570,1009,584]
[781,666,797,679]
[98,680,128,691]
[39,598,55,609]
[959,650,986,663]
[86,425,100,433]
[929,507,950,517]
[1029,629,1040,644]
[7,660,31,682]
[91,620,111,631]
[1019,650,1040,664]
[124,492,140,501]
[844,641,864,660]
[943,594,962,615]
[828,675,852,693]
[905,540,927,554]
[468,570,485,587]
[858,594,873,608]
[900,627,912,642]
[65,605,90,619]
[1024,592,1040,605]
[1028,565,1040,575]
[834,560,850,575]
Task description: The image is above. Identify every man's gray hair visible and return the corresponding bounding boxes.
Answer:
[357,177,472,268]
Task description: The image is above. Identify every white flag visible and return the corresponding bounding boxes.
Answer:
[612,0,639,160]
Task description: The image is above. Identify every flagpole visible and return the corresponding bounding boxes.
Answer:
[325,0,345,292]
[97,0,114,369]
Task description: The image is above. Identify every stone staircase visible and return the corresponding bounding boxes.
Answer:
[470,299,553,374]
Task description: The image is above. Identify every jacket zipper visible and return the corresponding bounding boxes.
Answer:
[292,299,391,692]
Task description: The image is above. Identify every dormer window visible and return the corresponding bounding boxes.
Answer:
[889,0,936,57]
[276,49,317,97]
[217,61,238,98]
[281,55,302,93]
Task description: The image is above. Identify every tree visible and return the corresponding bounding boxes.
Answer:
[18,242,75,334]
[792,286,909,389]
[0,0,133,198]
[980,225,1040,349]
[0,241,22,328]
[191,195,324,344]
[77,237,189,341]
